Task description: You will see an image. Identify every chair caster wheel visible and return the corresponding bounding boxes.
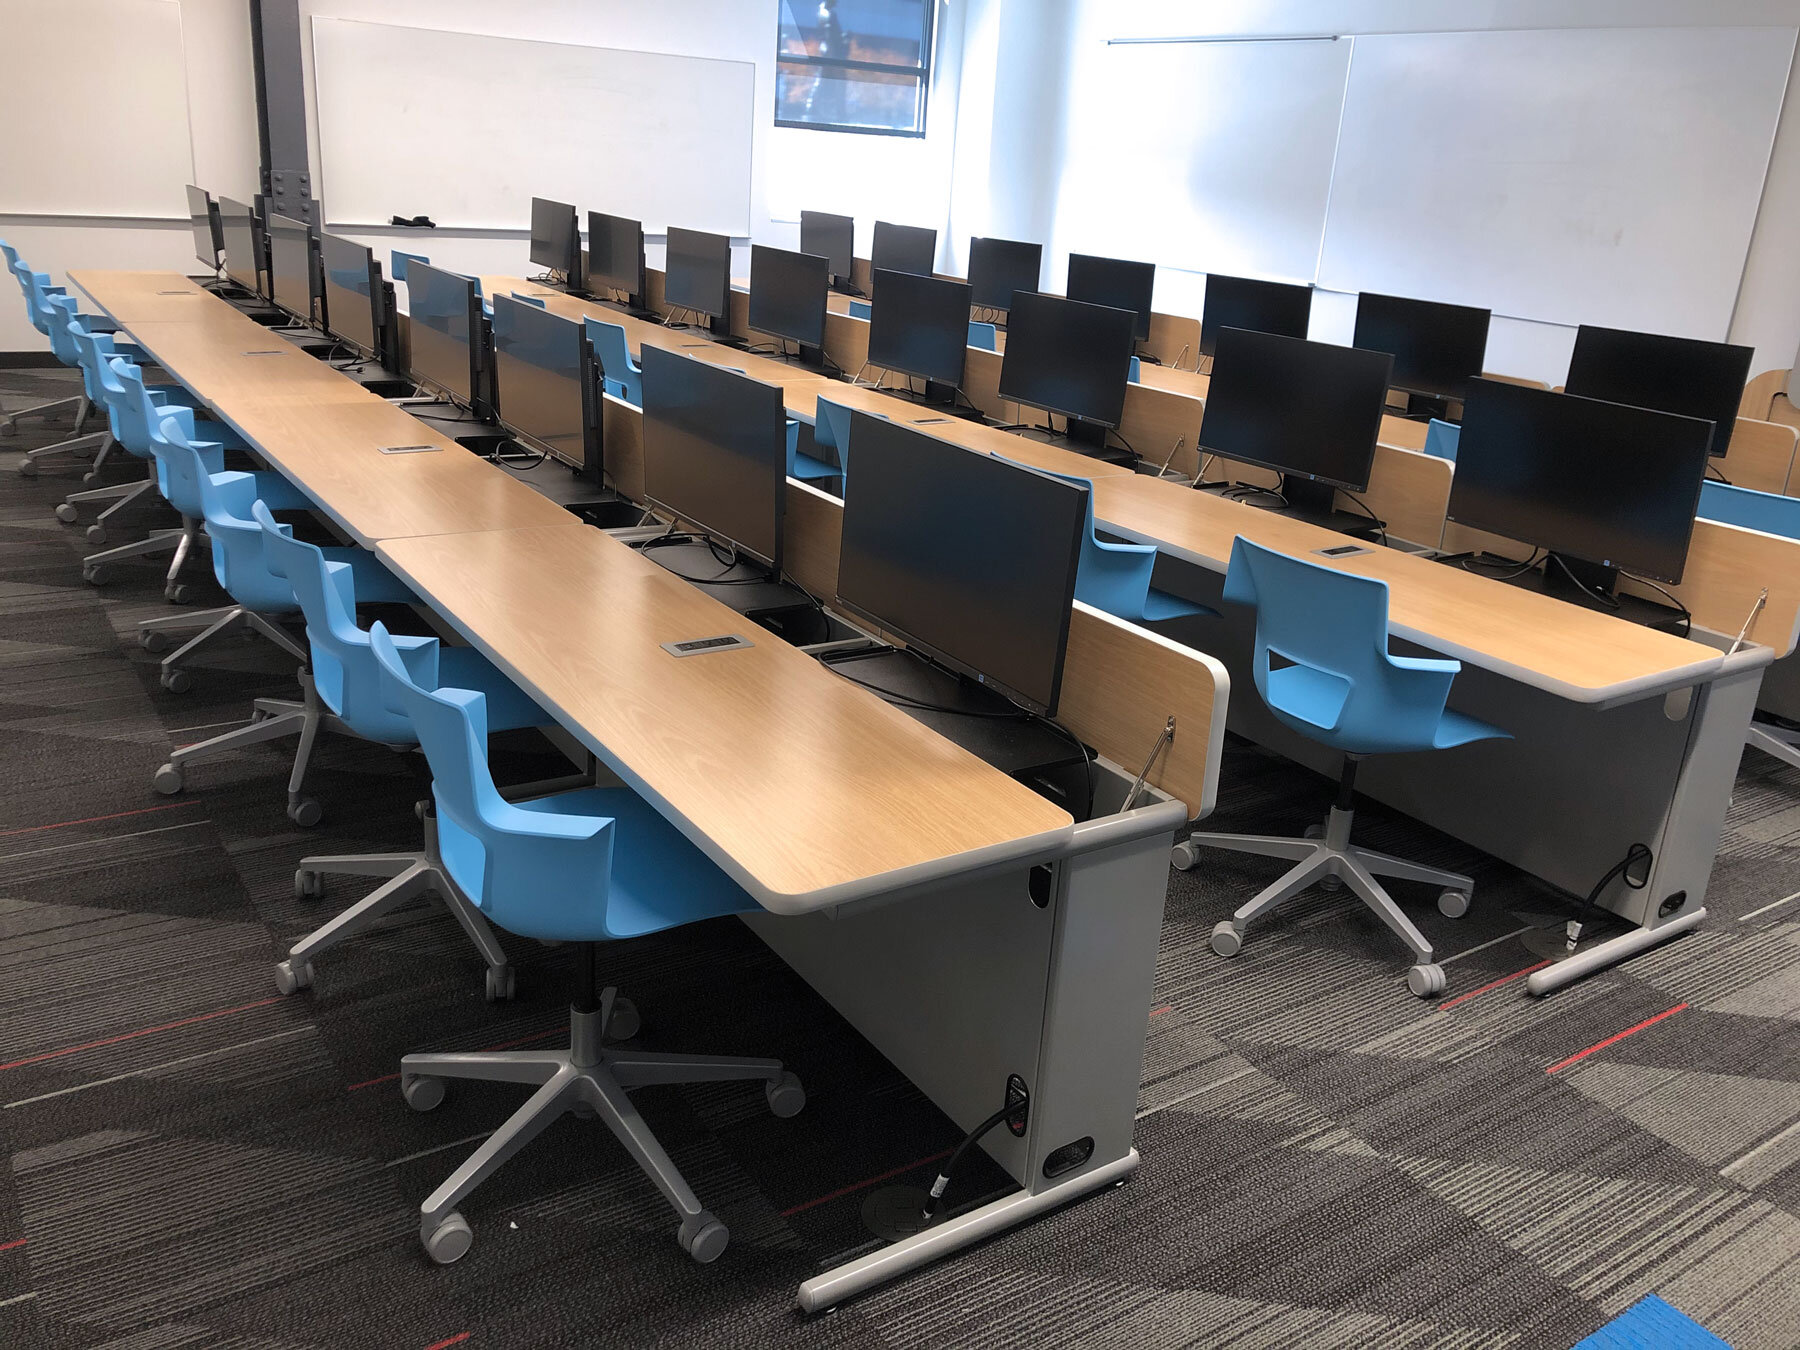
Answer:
[1210,921,1243,958]
[402,1073,445,1112]
[606,996,640,1041]
[166,583,193,605]
[85,524,107,545]
[288,798,322,828]
[274,958,314,995]
[1170,839,1198,870]
[414,799,429,821]
[1,422,18,438]
[294,868,322,899]
[678,1212,728,1264]
[1437,890,1470,919]
[1304,824,1324,840]
[765,1071,806,1119]
[152,762,183,795]
[160,667,193,693]
[139,629,170,654]
[1407,963,1447,999]
[82,470,100,484]
[83,563,109,586]
[17,460,37,478]
[484,965,516,1002]
[55,503,78,524]
[422,1210,472,1265]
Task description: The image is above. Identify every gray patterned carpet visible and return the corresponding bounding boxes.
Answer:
[1,367,1797,1349]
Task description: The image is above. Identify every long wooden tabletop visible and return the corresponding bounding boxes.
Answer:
[378,524,1073,910]
[72,272,575,547]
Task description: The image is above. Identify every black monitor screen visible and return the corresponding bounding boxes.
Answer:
[665,226,732,320]
[1200,327,1392,491]
[800,210,855,279]
[867,269,971,388]
[587,211,644,298]
[1564,325,1754,458]
[1449,379,1712,585]
[218,195,259,293]
[836,413,1085,716]
[1352,292,1491,402]
[407,261,480,406]
[871,220,937,277]
[748,245,828,349]
[492,294,589,468]
[185,185,220,269]
[1199,274,1313,356]
[1066,253,1155,341]
[320,232,381,357]
[968,236,1043,311]
[268,214,313,321]
[529,196,580,280]
[640,345,787,568]
[997,291,1135,429]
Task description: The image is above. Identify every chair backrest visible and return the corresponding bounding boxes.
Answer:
[813,396,859,452]
[390,251,428,284]
[968,321,998,352]
[41,293,85,368]
[369,620,622,939]
[1697,479,1800,540]
[848,299,871,321]
[0,242,25,302]
[112,359,198,501]
[1422,418,1460,463]
[22,270,67,339]
[67,321,130,436]
[584,317,641,405]
[1222,536,1462,755]
[1129,355,1141,384]
[510,290,546,308]
[991,452,1162,616]
[156,415,299,614]
[254,499,425,737]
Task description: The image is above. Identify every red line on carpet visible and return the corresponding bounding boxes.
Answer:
[0,997,283,1072]
[346,1027,563,1092]
[0,801,198,838]
[0,1239,25,1252]
[780,1148,955,1218]
[1438,961,1550,1010]
[423,1335,470,1350]
[1149,1005,1172,1017]
[1546,1003,1689,1075]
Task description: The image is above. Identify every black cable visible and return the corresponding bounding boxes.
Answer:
[1105,428,1139,460]
[1564,843,1653,949]
[1547,553,1621,610]
[1336,487,1387,545]
[1622,574,1693,636]
[1706,463,1734,485]
[922,1102,1018,1218]
[490,438,546,470]
[1459,548,1545,580]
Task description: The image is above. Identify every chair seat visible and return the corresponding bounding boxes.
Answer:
[249,472,315,513]
[791,451,839,482]
[1137,587,1217,623]
[195,417,248,451]
[504,786,756,938]
[438,646,553,732]
[1431,705,1509,751]
[324,547,416,607]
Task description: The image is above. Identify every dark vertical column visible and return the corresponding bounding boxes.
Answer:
[250,0,317,226]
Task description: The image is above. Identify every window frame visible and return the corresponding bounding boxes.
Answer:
[775,1,936,139]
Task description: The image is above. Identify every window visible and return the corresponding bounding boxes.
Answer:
[777,0,935,137]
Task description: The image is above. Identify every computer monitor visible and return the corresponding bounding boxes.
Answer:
[800,210,855,286]
[267,213,314,322]
[664,226,732,324]
[185,185,222,271]
[1449,378,1713,588]
[836,412,1086,716]
[867,268,971,392]
[320,232,384,359]
[586,211,645,303]
[491,294,594,470]
[1352,292,1492,404]
[747,245,828,352]
[217,195,260,294]
[407,262,482,407]
[871,220,938,278]
[968,236,1043,313]
[1564,325,1754,458]
[640,344,788,569]
[1199,327,1393,521]
[529,196,581,285]
[1065,253,1155,342]
[997,291,1136,444]
[1198,275,1313,357]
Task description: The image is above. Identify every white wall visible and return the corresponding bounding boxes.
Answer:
[0,0,259,353]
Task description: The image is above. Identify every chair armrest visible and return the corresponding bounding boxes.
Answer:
[322,546,418,606]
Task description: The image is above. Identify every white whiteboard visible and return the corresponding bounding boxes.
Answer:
[310,18,755,235]
[0,0,193,218]
[1061,38,1349,284]
[1318,27,1796,338]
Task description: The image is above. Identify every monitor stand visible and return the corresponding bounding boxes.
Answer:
[705,312,749,349]
[1389,393,1457,424]
[1227,474,1384,540]
[619,290,661,322]
[1439,551,1689,632]
[830,276,866,299]
[635,537,826,642]
[822,648,1093,819]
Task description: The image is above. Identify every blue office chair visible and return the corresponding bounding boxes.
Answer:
[1129,355,1142,384]
[967,321,998,352]
[1172,537,1508,997]
[366,621,804,1266]
[811,396,881,476]
[584,317,642,405]
[390,251,429,284]
[509,291,546,308]
[847,299,871,321]
[1,242,91,441]
[14,284,119,476]
[1697,481,1800,773]
[1422,419,1460,463]
[55,320,183,537]
[257,502,558,995]
[788,416,837,484]
[993,455,1216,624]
